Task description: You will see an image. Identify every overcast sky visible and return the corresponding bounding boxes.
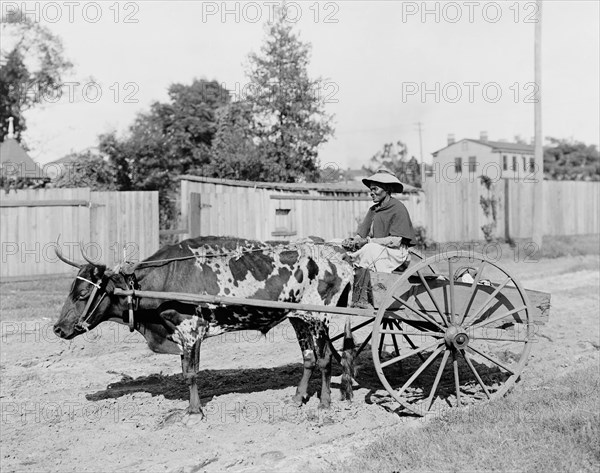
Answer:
[5,0,600,170]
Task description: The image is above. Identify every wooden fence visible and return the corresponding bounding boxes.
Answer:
[423,178,600,242]
[0,188,159,279]
[182,175,598,244]
[181,176,425,241]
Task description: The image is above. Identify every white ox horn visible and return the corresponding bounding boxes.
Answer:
[54,236,82,268]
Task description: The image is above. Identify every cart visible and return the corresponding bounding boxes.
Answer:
[114,249,550,416]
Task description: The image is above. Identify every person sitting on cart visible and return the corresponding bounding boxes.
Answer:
[342,169,416,308]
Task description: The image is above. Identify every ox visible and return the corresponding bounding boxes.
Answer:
[53,237,357,417]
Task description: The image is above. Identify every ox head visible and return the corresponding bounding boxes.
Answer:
[53,244,122,339]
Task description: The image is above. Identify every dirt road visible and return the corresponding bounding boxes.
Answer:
[1,255,598,473]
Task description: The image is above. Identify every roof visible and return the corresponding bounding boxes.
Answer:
[0,138,44,178]
[180,174,422,194]
[432,139,534,157]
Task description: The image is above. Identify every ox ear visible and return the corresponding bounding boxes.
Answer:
[92,265,107,280]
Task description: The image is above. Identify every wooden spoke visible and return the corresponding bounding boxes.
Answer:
[381,339,443,368]
[417,269,447,326]
[391,320,426,363]
[355,332,372,357]
[329,317,374,342]
[453,351,461,407]
[425,349,450,411]
[466,345,515,375]
[460,349,491,399]
[380,329,442,337]
[469,305,528,330]
[448,259,456,325]
[392,296,446,332]
[471,336,529,343]
[379,319,389,354]
[459,260,487,325]
[462,277,512,327]
[397,345,445,397]
[390,330,401,358]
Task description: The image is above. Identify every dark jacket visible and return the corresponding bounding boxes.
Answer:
[356,197,416,246]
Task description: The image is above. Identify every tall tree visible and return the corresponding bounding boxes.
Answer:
[99,79,230,228]
[52,151,118,191]
[206,101,263,180]
[245,9,334,182]
[363,140,425,188]
[0,8,73,140]
[543,137,600,181]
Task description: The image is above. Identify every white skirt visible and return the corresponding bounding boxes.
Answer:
[347,242,410,273]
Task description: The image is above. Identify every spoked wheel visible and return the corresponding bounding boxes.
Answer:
[371,251,534,416]
[329,250,430,364]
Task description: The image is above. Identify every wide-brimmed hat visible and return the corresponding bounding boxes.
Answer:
[362,169,405,194]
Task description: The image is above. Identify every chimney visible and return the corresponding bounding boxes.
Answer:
[480,131,488,142]
[447,134,455,145]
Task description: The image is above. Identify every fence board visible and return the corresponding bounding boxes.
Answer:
[0,188,158,279]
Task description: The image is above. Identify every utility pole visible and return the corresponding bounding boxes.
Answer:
[531,0,544,248]
[416,121,424,184]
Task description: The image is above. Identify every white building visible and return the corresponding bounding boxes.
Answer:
[431,132,535,181]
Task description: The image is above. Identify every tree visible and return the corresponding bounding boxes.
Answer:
[52,151,118,191]
[1,8,73,140]
[363,140,425,188]
[205,101,263,180]
[99,79,231,228]
[544,137,600,181]
[244,9,334,182]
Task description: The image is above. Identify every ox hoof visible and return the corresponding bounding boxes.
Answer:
[161,408,205,428]
[291,393,308,406]
[318,400,331,410]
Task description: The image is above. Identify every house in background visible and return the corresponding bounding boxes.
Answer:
[431,132,535,181]
[0,117,46,187]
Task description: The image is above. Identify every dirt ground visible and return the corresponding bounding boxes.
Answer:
[1,254,599,473]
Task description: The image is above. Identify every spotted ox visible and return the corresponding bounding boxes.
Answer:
[53,237,356,417]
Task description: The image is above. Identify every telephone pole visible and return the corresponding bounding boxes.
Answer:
[531,0,544,248]
[416,121,424,184]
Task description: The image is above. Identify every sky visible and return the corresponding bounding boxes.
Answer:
[3,0,599,171]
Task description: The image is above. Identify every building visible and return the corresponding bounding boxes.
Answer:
[0,117,45,183]
[431,132,535,181]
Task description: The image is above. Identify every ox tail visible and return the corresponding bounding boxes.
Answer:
[340,316,356,401]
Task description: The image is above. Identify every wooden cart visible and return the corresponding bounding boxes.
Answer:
[115,250,550,416]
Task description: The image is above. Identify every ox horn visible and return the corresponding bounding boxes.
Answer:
[79,240,101,266]
[54,236,82,268]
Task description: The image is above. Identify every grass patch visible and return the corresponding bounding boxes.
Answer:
[0,277,72,322]
[331,365,600,473]
[419,234,600,263]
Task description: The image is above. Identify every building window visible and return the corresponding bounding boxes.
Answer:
[529,157,535,172]
[522,156,527,171]
[468,156,477,173]
[455,157,462,173]
[512,156,517,171]
[461,141,468,151]
[503,155,508,171]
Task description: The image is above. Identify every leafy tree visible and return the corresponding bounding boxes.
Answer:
[205,101,263,180]
[244,9,334,182]
[99,79,231,228]
[1,7,73,140]
[363,140,425,188]
[544,137,600,181]
[51,151,118,191]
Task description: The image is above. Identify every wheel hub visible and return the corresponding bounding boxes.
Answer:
[444,325,469,349]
